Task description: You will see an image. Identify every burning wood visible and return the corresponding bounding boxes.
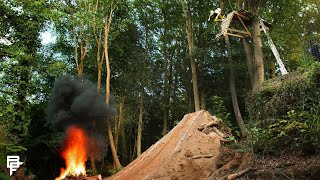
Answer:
[62,175,102,180]
[55,126,89,180]
[48,76,109,180]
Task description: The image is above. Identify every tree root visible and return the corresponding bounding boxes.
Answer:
[198,117,235,144]
[212,127,225,137]
[198,121,219,131]
[225,168,257,180]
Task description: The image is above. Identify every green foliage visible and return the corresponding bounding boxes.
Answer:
[0,0,318,178]
[251,112,312,153]
[86,169,95,176]
[107,167,123,176]
[247,62,320,153]
[0,172,10,180]
[0,142,26,166]
[0,142,27,153]
[210,95,231,127]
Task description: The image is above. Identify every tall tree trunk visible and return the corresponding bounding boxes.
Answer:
[94,32,104,91]
[225,35,248,138]
[162,27,169,136]
[270,59,276,78]
[121,120,128,165]
[95,37,104,91]
[93,0,104,91]
[104,5,121,169]
[131,137,137,161]
[252,8,264,90]
[167,53,174,128]
[71,0,89,79]
[137,90,144,156]
[198,22,206,110]
[106,120,121,168]
[105,29,111,105]
[170,65,179,129]
[243,38,255,89]
[97,62,102,89]
[186,81,194,112]
[200,85,206,110]
[72,18,79,76]
[137,26,148,156]
[115,97,124,150]
[70,0,93,170]
[181,0,200,111]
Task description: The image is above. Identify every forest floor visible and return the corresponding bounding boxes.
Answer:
[104,110,320,180]
[246,153,320,180]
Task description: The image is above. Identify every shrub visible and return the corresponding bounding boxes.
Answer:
[246,62,320,153]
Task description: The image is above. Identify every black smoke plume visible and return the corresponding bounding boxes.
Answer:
[47,75,113,159]
[47,75,113,131]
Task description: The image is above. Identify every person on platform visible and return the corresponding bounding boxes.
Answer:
[208,7,225,22]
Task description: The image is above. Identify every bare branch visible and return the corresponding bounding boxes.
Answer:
[72,18,79,73]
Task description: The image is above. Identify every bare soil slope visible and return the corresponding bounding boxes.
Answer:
[105,110,248,180]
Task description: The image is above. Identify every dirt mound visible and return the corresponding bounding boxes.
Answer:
[105,111,251,180]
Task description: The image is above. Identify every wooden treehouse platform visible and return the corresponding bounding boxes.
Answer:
[216,10,272,39]
[215,10,288,75]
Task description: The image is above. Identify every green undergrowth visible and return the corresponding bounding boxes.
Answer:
[246,62,320,154]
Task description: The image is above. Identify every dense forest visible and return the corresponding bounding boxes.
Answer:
[1,0,320,179]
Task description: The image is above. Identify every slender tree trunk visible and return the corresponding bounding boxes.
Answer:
[252,8,264,90]
[243,38,255,89]
[115,97,124,150]
[200,86,206,110]
[198,22,206,110]
[97,62,102,89]
[71,0,89,79]
[225,35,248,138]
[171,66,178,129]
[131,137,137,161]
[104,5,121,168]
[121,120,128,165]
[106,120,121,168]
[92,1,105,172]
[270,59,276,78]
[181,0,200,111]
[162,93,169,136]
[137,26,148,156]
[96,40,104,91]
[105,33,111,104]
[137,90,144,156]
[167,53,174,128]
[186,82,194,112]
[70,0,92,169]
[95,34,104,91]
[72,19,79,75]
[162,28,169,136]
[93,0,104,91]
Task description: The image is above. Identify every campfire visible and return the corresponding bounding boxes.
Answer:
[55,126,101,180]
[48,76,110,180]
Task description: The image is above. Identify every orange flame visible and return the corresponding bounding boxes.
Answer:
[55,126,88,180]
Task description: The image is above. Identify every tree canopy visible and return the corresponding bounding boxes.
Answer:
[0,0,319,179]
